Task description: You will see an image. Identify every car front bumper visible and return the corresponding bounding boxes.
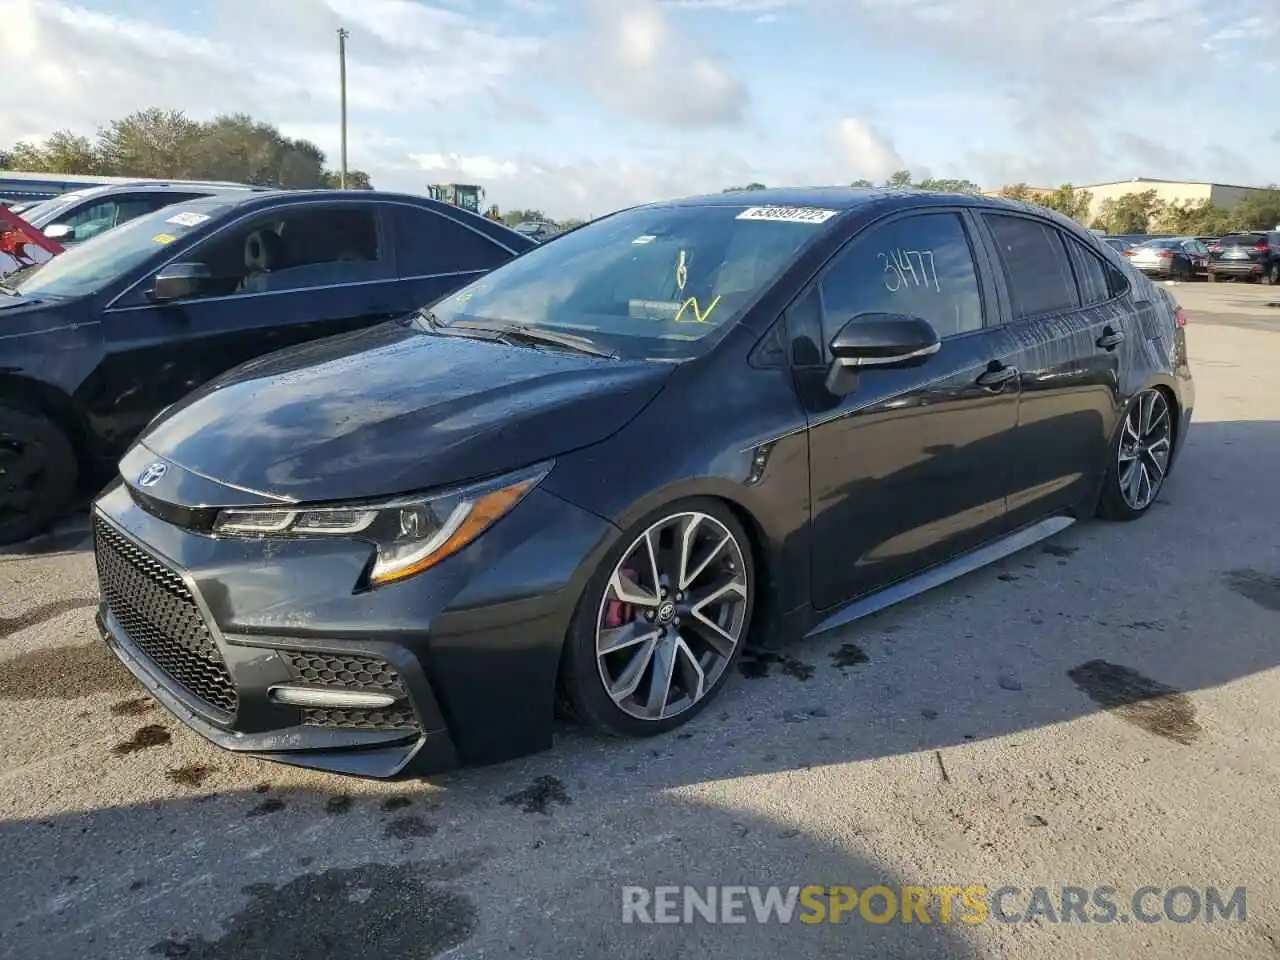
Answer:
[92,475,616,778]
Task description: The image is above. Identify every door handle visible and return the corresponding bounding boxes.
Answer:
[1097,327,1125,350]
[976,363,1018,390]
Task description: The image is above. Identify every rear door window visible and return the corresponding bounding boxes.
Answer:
[392,205,513,276]
[982,214,1080,320]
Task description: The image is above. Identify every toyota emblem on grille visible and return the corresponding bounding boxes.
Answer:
[137,462,168,488]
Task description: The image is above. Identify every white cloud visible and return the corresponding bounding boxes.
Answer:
[829,119,906,184]
[0,0,539,146]
[572,0,748,127]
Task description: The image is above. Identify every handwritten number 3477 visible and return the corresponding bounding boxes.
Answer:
[878,249,940,293]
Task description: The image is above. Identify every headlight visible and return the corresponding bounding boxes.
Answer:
[213,462,550,586]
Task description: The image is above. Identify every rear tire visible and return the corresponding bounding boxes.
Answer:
[0,406,78,545]
[1097,389,1173,523]
[558,498,755,738]
[1264,263,1280,286]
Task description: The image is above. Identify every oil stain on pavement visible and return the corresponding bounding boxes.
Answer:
[1224,569,1280,612]
[738,651,815,680]
[1068,659,1202,745]
[830,642,869,670]
[0,640,134,700]
[111,724,171,755]
[385,815,438,839]
[501,775,571,815]
[148,861,478,959]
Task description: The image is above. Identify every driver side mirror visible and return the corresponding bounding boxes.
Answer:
[829,313,940,368]
[43,223,75,242]
[825,313,940,396]
[149,262,213,303]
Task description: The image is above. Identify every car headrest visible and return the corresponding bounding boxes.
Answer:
[244,228,284,272]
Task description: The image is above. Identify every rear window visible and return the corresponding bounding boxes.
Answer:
[1142,240,1180,249]
[1218,233,1265,246]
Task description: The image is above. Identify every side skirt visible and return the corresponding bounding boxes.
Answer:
[805,515,1077,638]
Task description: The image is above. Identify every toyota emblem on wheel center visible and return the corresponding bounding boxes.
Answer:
[137,462,168,487]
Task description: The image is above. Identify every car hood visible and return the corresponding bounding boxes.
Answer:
[138,321,675,503]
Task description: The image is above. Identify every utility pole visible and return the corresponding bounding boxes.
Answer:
[337,27,349,189]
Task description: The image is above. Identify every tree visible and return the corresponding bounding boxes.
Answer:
[916,177,981,194]
[884,169,914,188]
[501,208,547,226]
[849,178,875,188]
[1035,184,1093,224]
[1092,189,1164,235]
[1,108,371,189]
[722,182,767,192]
[3,130,109,175]
[997,183,1035,201]
[97,108,204,180]
[1230,187,1280,231]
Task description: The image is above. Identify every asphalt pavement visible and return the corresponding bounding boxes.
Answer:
[2,279,1279,959]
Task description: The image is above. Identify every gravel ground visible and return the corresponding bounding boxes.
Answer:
[2,280,1279,959]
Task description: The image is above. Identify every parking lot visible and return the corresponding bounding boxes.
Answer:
[2,279,1279,959]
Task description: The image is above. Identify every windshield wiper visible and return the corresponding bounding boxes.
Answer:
[450,319,617,359]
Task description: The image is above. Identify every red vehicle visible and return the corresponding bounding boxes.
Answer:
[0,205,63,277]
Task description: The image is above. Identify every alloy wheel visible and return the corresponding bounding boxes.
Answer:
[1117,390,1172,512]
[595,511,749,721]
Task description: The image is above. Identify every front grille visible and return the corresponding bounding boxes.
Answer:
[282,651,419,733]
[94,517,238,716]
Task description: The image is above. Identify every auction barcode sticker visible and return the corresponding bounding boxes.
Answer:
[736,206,838,224]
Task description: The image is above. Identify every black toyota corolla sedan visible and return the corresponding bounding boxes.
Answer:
[93,187,1195,777]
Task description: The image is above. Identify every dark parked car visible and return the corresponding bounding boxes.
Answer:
[512,220,559,243]
[92,188,1194,777]
[0,190,533,543]
[1127,236,1209,280]
[1207,231,1280,284]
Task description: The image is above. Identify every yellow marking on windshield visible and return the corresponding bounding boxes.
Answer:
[152,233,177,245]
[673,294,721,324]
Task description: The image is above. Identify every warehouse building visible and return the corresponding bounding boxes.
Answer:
[1079,178,1258,218]
[983,177,1261,219]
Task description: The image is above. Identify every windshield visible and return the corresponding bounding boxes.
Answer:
[20,189,106,228]
[419,202,838,359]
[1219,233,1264,246]
[12,198,235,299]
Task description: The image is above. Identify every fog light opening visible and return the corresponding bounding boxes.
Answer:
[268,686,399,709]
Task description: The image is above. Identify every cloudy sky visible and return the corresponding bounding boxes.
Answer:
[3,0,1277,218]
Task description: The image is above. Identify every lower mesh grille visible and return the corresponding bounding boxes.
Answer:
[282,651,419,733]
[94,516,238,717]
[301,706,419,732]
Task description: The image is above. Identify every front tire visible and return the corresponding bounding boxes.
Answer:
[0,405,78,545]
[558,498,755,737]
[1097,389,1173,522]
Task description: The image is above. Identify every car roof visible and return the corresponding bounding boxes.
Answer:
[645,185,1094,224]
[168,189,537,250]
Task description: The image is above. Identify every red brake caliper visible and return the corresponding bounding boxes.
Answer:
[603,567,638,629]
